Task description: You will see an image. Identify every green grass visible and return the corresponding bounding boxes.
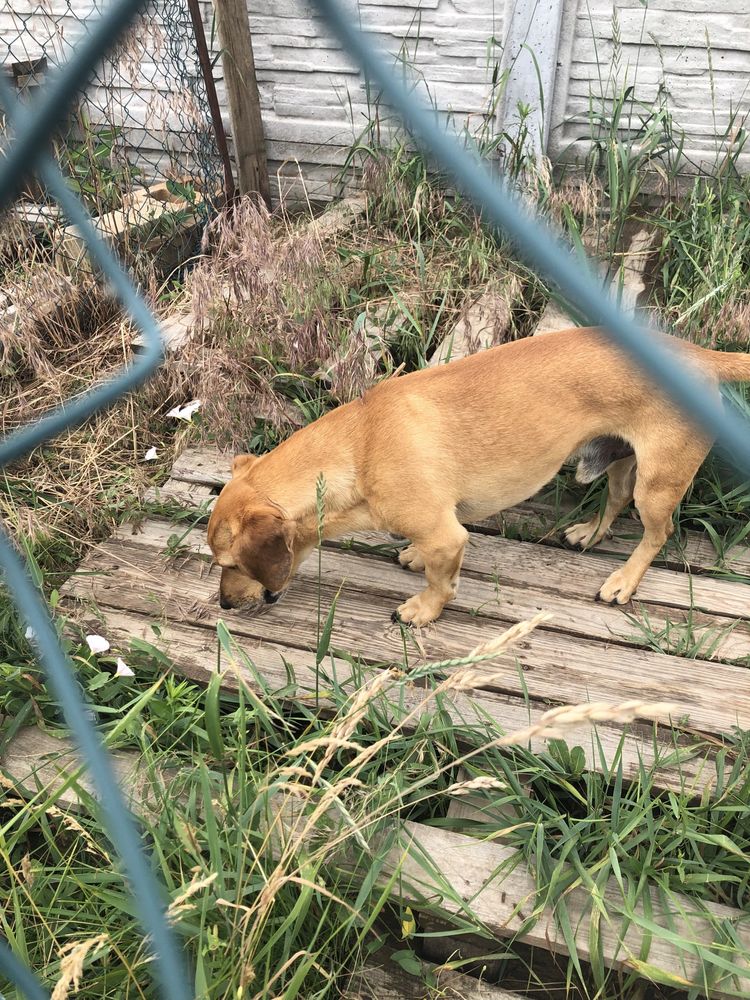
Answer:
[622,603,741,661]
[3,605,750,999]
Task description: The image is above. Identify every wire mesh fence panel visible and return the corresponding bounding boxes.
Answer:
[0,0,192,996]
[0,0,223,277]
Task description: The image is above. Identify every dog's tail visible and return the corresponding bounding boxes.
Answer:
[702,349,750,382]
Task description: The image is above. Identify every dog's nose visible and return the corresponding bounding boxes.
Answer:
[263,589,281,604]
[219,596,233,610]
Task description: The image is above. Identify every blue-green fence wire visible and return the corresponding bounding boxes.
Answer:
[1,0,750,997]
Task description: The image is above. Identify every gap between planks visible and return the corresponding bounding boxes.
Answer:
[344,950,523,999]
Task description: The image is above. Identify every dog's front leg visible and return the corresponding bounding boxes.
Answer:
[397,543,426,572]
[393,517,468,627]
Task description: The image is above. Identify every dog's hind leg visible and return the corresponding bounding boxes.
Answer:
[393,514,468,627]
[596,440,707,604]
[564,454,637,549]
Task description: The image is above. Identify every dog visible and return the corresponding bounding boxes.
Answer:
[207,326,750,627]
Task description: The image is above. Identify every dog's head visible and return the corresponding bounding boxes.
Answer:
[207,454,296,611]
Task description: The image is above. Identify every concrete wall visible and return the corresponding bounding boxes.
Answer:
[2,0,748,203]
[548,0,750,176]
[223,0,506,201]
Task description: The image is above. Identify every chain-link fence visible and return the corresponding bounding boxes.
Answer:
[2,0,750,998]
[1,0,224,274]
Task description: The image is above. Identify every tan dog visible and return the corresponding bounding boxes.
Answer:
[207,327,750,626]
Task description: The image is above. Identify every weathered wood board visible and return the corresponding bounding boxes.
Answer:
[270,800,750,1000]
[0,726,164,815]
[349,820,750,1000]
[67,528,750,737]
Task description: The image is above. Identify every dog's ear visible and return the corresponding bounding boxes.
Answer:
[231,454,258,477]
[237,510,295,592]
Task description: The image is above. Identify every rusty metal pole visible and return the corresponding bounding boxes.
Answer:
[186,0,236,205]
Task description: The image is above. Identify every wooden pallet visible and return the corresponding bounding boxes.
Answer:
[42,445,750,995]
[58,443,750,791]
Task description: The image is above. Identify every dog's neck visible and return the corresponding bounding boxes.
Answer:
[249,402,369,539]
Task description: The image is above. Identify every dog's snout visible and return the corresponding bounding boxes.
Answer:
[219,595,234,610]
[263,589,281,604]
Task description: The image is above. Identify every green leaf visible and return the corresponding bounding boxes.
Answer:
[216,619,234,657]
[390,949,423,976]
[316,593,339,666]
[204,669,225,761]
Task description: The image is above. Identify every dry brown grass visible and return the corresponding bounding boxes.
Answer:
[182,180,532,453]
[684,294,750,349]
[185,198,366,448]
[0,242,188,567]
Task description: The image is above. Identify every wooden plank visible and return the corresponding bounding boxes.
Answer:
[134,308,199,354]
[534,227,656,337]
[143,479,214,507]
[0,727,167,816]
[427,277,520,366]
[66,606,715,794]
[166,447,750,578]
[56,183,204,275]
[62,531,750,738]
[155,468,750,578]
[304,193,367,237]
[158,460,750,613]
[351,820,750,1000]
[214,0,271,204]
[369,530,750,621]
[345,953,522,999]
[484,501,750,579]
[124,517,750,659]
[169,445,252,484]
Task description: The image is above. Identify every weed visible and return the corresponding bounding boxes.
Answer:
[623,603,740,661]
[57,114,140,216]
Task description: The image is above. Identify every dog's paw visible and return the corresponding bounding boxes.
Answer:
[394,594,443,628]
[596,568,636,605]
[564,519,603,550]
[397,544,426,573]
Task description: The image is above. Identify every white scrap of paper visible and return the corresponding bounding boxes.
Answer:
[167,399,202,422]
